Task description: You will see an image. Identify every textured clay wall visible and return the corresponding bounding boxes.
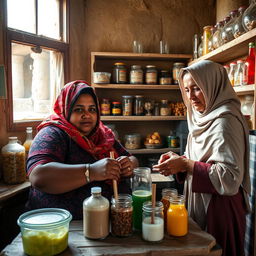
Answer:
[69,0,216,82]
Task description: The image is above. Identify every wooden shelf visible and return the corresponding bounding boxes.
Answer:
[189,28,256,65]
[92,83,180,90]
[128,147,180,154]
[234,84,255,95]
[101,115,186,121]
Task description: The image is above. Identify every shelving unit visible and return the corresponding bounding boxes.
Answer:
[91,52,191,159]
[189,28,256,129]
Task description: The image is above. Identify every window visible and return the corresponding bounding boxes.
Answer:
[5,0,69,130]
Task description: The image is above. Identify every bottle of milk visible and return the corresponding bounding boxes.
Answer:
[83,187,109,239]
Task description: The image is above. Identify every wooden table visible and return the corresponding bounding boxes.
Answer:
[1,218,222,256]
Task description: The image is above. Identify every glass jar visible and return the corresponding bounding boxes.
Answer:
[122,95,133,116]
[111,194,133,237]
[160,188,178,230]
[167,195,188,237]
[142,201,164,242]
[222,10,238,44]
[203,25,213,55]
[228,61,237,86]
[112,62,127,84]
[233,6,248,38]
[241,95,254,129]
[212,21,224,49]
[154,102,160,116]
[220,16,231,45]
[160,99,170,116]
[198,36,203,57]
[172,63,185,85]
[17,208,72,256]
[23,127,33,159]
[134,95,144,116]
[208,26,216,52]
[1,137,26,184]
[167,134,179,148]
[242,0,256,31]
[145,65,157,84]
[234,60,244,86]
[159,70,172,85]
[132,167,152,230]
[112,101,122,116]
[130,65,143,84]
[124,134,141,149]
[83,187,109,239]
[100,98,111,116]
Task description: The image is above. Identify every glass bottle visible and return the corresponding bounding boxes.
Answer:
[242,0,256,31]
[167,195,188,237]
[234,60,244,86]
[243,42,255,85]
[134,95,144,116]
[222,10,238,44]
[23,127,33,159]
[132,167,152,230]
[212,21,224,49]
[233,6,248,38]
[1,137,26,184]
[160,188,178,230]
[83,187,109,239]
[193,34,198,59]
[142,201,164,242]
[111,194,133,237]
[220,16,231,45]
[208,26,216,53]
[197,35,203,57]
[203,25,213,55]
[228,61,237,86]
[154,102,160,116]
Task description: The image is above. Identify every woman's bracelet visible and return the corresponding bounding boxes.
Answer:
[84,164,90,183]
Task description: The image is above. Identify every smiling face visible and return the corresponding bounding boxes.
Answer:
[183,72,206,113]
[69,94,98,136]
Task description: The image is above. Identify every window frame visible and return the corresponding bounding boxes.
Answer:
[4,0,70,132]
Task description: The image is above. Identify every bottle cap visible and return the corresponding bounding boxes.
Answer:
[91,187,101,193]
[26,127,33,132]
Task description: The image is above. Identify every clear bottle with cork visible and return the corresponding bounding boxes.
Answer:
[23,127,33,158]
[83,187,109,239]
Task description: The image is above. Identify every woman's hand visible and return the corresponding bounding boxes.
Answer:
[90,158,120,181]
[116,156,133,177]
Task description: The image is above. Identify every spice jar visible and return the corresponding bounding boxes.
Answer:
[161,188,178,230]
[160,99,170,116]
[100,98,111,116]
[172,63,185,84]
[1,137,26,184]
[159,70,172,85]
[112,62,127,84]
[122,95,133,116]
[111,194,133,237]
[124,134,141,149]
[134,95,144,116]
[83,187,109,239]
[130,65,143,84]
[142,201,164,242]
[167,195,188,237]
[112,101,122,116]
[145,65,157,84]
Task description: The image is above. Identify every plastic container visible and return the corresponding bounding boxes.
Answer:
[93,72,111,84]
[142,201,164,242]
[111,194,133,237]
[17,208,72,256]
[1,137,26,184]
[124,134,141,149]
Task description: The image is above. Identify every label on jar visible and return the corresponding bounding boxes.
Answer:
[160,77,171,85]
[160,107,169,116]
[146,72,157,84]
[101,103,110,115]
[123,103,133,116]
[118,70,127,83]
[112,108,121,115]
[130,72,143,84]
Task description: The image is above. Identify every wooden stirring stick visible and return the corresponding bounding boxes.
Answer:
[110,151,118,201]
[151,183,156,224]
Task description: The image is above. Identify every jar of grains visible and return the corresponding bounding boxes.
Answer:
[130,65,143,84]
[145,65,157,84]
[111,194,133,237]
[112,62,127,84]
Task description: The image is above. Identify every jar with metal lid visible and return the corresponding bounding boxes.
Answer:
[112,101,122,116]
[160,99,170,116]
[145,65,157,84]
[134,95,144,116]
[112,62,127,84]
[130,65,143,84]
[100,98,111,116]
[1,137,26,184]
[159,70,172,85]
[111,194,133,237]
[122,95,133,116]
[124,134,141,149]
[172,63,185,85]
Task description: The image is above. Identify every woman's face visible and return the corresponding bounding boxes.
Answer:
[69,94,98,136]
[183,72,206,113]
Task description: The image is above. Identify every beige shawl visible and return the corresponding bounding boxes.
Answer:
[178,60,250,229]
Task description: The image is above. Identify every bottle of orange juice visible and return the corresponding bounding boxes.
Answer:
[23,127,33,159]
[167,195,188,236]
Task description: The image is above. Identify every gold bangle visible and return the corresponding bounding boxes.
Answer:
[84,164,90,183]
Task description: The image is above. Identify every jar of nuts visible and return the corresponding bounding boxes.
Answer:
[1,137,26,184]
[111,194,133,237]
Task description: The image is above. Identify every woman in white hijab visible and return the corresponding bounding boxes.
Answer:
[153,60,250,256]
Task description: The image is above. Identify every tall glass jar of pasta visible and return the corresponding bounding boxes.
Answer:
[1,137,26,184]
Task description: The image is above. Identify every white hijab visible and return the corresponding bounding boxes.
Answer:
[178,60,250,229]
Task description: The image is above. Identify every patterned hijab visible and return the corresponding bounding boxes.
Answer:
[37,80,116,160]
